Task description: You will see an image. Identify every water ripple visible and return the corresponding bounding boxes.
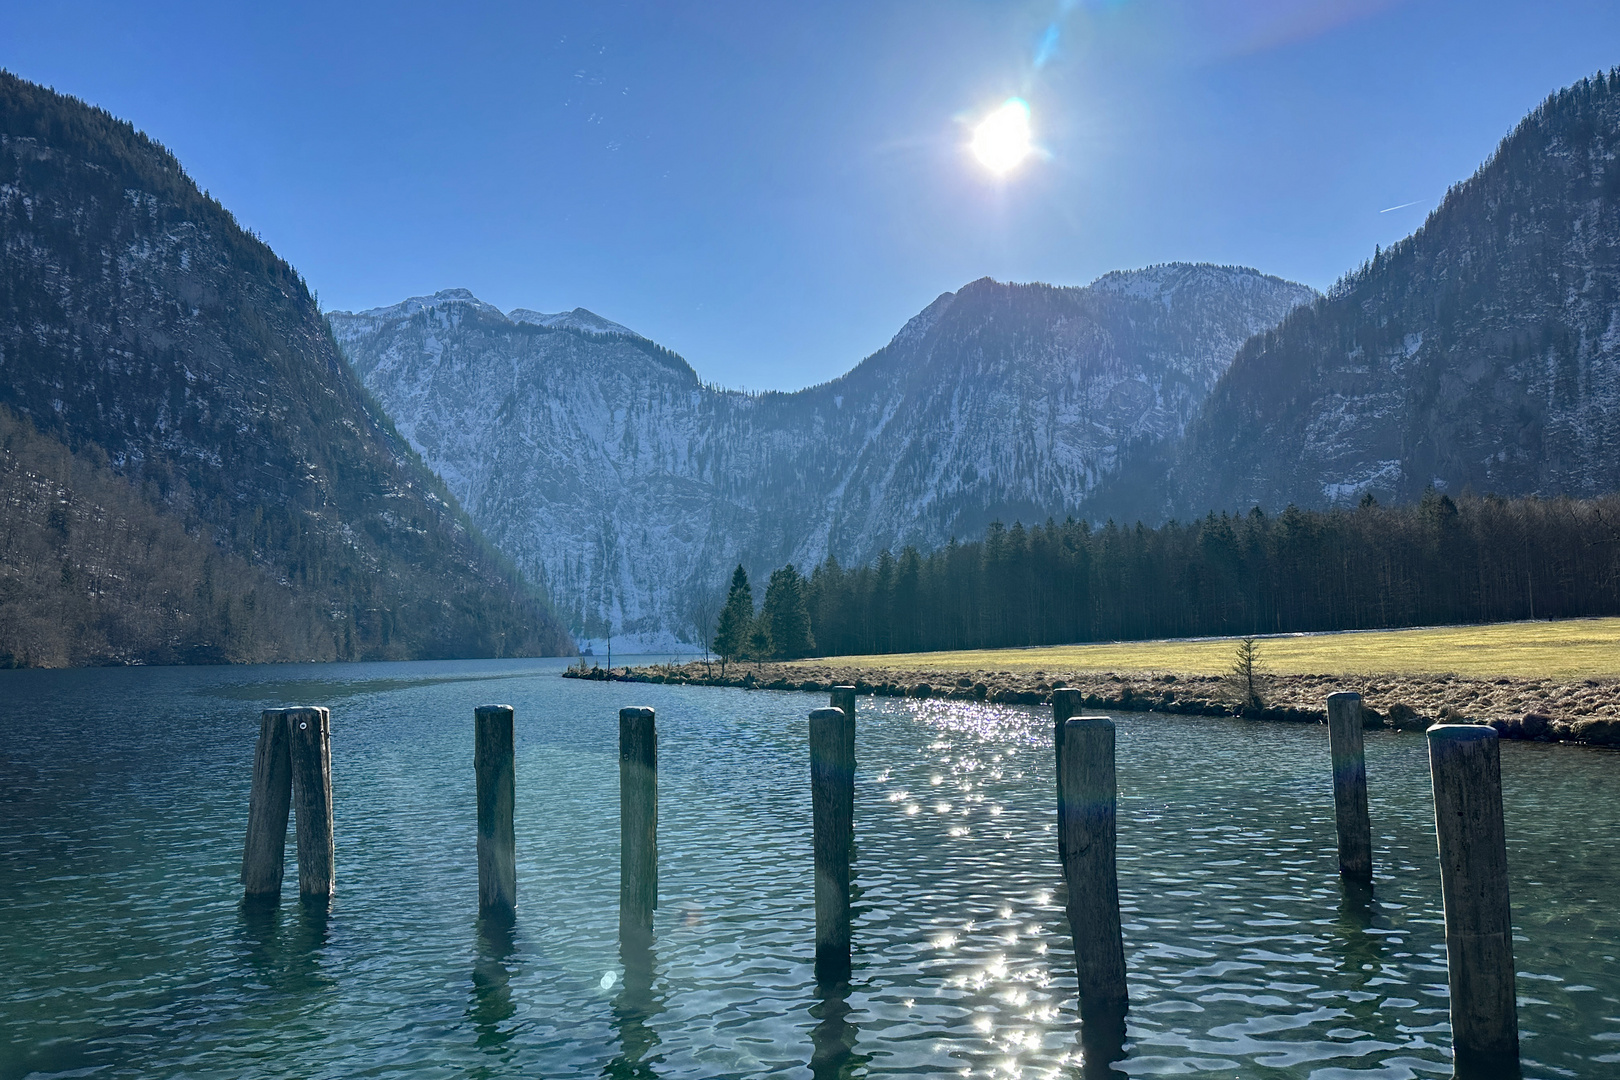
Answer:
[1,660,1617,1077]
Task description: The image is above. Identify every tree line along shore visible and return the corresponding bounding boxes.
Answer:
[696,492,1620,669]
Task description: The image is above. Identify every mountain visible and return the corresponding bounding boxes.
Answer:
[0,72,572,665]
[330,265,1313,647]
[1156,70,1620,517]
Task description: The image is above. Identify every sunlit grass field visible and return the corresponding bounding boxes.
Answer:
[792,617,1620,680]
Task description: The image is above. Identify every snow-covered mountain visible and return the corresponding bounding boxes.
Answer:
[329,265,1313,647]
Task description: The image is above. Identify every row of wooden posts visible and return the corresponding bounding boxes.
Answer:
[240,688,1521,1078]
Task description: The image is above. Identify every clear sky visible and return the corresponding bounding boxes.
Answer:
[8,1,1620,389]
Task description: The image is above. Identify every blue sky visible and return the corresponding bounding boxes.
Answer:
[9,1,1620,389]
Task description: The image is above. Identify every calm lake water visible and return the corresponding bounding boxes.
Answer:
[2,658,1618,1079]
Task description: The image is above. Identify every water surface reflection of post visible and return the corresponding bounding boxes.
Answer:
[287,893,334,993]
[605,928,664,1079]
[807,982,867,1080]
[468,911,519,1053]
[1327,879,1386,1029]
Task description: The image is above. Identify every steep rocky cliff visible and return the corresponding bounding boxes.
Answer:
[332,265,1312,646]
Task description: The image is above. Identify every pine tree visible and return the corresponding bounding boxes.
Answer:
[747,616,772,670]
[713,564,753,674]
[1225,637,1266,714]
[762,564,815,659]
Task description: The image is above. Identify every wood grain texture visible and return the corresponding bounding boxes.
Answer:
[829,687,857,847]
[1052,689,1084,871]
[1059,716,1128,1018]
[619,707,657,941]
[288,707,333,898]
[241,710,293,896]
[475,704,517,914]
[1327,692,1374,883]
[809,706,853,982]
[1428,724,1521,1077]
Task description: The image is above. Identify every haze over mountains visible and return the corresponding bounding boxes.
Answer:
[332,266,1314,647]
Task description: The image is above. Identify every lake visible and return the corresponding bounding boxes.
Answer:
[2,658,1617,1078]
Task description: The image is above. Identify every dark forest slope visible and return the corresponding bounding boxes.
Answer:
[1154,70,1620,518]
[0,72,572,664]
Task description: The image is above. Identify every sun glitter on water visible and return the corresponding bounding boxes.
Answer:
[970,97,1033,176]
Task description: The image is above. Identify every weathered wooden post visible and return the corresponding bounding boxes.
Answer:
[287,706,334,898]
[1052,688,1084,868]
[619,707,657,942]
[829,686,857,844]
[1059,716,1128,1020]
[241,710,293,897]
[1326,692,1374,883]
[475,704,517,916]
[1428,724,1520,1077]
[809,705,854,982]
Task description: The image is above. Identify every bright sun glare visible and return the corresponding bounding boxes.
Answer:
[971,98,1033,176]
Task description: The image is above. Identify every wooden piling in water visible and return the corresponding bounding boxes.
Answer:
[829,686,857,844]
[241,710,294,897]
[287,706,334,898]
[1058,716,1128,1019]
[1427,723,1520,1077]
[809,705,853,982]
[475,704,517,915]
[1326,692,1374,883]
[619,707,658,941]
[1052,689,1084,870]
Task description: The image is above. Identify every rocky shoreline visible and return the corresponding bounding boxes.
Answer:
[564,660,1620,749]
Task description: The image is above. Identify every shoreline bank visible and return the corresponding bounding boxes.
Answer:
[565,660,1620,749]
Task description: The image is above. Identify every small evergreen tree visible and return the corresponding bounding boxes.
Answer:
[1225,637,1266,714]
[713,564,753,674]
[762,563,815,659]
[747,616,772,670]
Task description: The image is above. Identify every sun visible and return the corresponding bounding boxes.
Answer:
[971,98,1034,176]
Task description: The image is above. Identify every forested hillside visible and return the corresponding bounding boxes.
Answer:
[0,72,572,664]
[1139,69,1620,520]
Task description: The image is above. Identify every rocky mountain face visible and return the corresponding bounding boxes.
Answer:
[1155,70,1620,517]
[0,73,572,664]
[331,265,1313,647]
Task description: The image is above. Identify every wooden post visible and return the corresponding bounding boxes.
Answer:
[475,704,517,915]
[809,705,853,982]
[1327,692,1374,883]
[1052,688,1084,870]
[829,686,857,845]
[1059,716,1128,1019]
[287,706,334,899]
[1428,724,1520,1077]
[619,707,657,942]
[241,710,293,897]
[1053,688,1084,766]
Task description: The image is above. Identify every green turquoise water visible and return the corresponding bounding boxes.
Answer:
[2,658,1617,1078]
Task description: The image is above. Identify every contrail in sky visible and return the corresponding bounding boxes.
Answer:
[1379,200,1423,213]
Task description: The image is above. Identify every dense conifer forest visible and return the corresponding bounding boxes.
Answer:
[724,492,1620,660]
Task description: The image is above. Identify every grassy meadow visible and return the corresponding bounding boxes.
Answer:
[790,617,1620,681]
